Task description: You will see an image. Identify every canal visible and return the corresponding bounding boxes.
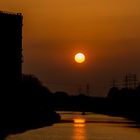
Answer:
[6,112,140,140]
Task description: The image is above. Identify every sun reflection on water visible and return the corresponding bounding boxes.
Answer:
[74,123,85,127]
[73,118,87,140]
[74,118,86,124]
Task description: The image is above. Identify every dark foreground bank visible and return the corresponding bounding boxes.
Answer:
[0,75,61,139]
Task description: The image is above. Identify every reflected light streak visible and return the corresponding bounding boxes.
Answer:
[74,123,85,127]
[73,118,87,140]
[74,118,86,124]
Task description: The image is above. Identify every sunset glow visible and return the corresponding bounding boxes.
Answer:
[2,0,140,96]
[74,53,85,63]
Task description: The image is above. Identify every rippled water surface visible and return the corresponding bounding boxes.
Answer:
[6,112,140,140]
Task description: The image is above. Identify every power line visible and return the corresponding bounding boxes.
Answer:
[123,73,138,89]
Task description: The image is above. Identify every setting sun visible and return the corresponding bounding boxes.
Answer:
[74,53,85,63]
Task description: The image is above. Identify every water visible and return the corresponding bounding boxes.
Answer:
[6,112,140,140]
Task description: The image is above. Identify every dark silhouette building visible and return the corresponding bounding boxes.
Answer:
[0,11,23,131]
[0,11,23,91]
[0,12,60,139]
[0,11,23,138]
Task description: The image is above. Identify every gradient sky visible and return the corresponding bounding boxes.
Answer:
[1,0,140,96]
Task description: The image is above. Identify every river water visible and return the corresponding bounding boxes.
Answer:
[6,112,140,140]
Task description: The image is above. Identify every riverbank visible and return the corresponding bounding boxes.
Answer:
[0,111,61,140]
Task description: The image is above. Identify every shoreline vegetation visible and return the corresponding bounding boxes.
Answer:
[52,86,140,125]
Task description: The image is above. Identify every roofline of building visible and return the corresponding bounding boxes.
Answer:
[0,10,22,16]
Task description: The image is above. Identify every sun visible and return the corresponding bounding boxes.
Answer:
[74,53,85,63]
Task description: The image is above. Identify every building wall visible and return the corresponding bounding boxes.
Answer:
[0,11,22,90]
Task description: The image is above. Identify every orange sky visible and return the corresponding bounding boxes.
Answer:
[1,0,140,96]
